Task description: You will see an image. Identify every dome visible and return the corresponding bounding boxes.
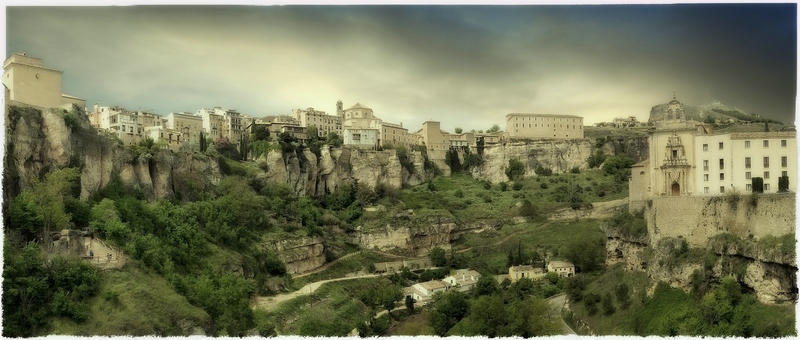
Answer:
[347,102,371,110]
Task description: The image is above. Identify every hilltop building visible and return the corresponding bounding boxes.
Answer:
[443,269,481,292]
[3,52,85,110]
[508,265,545,282]
[546,261,576,277]
[196,107,246,141]
[629,96,797,211]
[506,113,584,139]
[292,106,342,138]
[87,105,162,146]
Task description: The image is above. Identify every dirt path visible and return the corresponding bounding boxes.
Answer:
[292,251,363,278]
[455,220,555,254]
[252,273,381,311]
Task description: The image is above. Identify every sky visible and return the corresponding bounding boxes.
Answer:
[4,2,797,132]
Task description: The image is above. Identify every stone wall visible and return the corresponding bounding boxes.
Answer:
[646,193,795,248]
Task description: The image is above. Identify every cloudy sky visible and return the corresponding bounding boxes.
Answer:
[5,3,797,132]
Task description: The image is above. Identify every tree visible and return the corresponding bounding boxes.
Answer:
[615,283,630,307]
[602,154,635,181]
[200,131,207,152]
[252,125,270,141]
[751,177,764,193]
[27,168,81,250]
[429,246,447,267]
[587,150,607,168]
[505,158,525,181]
[427,291,470,336]
[563,238,605,272]
[455,127,463,134]
[381,285,403,317]
[487,124,501,133]
[405,295,415,313]
[306,125,320,140]
[215,137,241,160]
[602,293,616,315]
[474,275,499,297]
[778,176,789,192]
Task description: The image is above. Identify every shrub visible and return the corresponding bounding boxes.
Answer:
[499,182,508,191]
[778,176,789,192]
[512,182,523,191]
[751,177,764,193]
[534,166,553,176]
[587,150,607,168]
[506,158,526,181]
[570,166,580,174]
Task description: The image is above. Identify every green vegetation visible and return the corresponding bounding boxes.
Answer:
[505,158,525,181]
[606,210,647,239]
[429,278,561,337]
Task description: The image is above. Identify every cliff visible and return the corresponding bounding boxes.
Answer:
[4,105,430,202]
[470,137,648,183]
[607,194,797,304]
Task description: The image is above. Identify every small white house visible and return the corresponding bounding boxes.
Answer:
[546,260,575,277]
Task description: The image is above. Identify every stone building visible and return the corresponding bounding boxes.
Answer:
[343,128,380,149]
[546,260,575,277]
[629,96,797,211]
[87,105,162,146]
[505,113,584,139]
[292,106,342,138]
[196,107,245,141]
[3,52,85,110]
[508,265,545,282]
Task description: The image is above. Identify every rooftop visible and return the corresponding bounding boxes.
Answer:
[418,280,451,291]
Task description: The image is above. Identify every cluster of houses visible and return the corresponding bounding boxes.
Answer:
[3,52,586,161]
[400,261,575,304]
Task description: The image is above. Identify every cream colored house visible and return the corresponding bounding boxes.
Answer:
[88,105,162,146]
[546,261,575,277]
[508,265,545,282]
[292,106,342,137]
[506,113,584,139]
[343,128,379,149]
[408,280,452,302]
[196,107,245,141]
[3,52,85,110]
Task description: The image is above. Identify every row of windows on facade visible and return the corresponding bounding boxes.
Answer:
[703,170,788,182]
[515,123,581,129]
[514,117,580,122]
[703,139,788,151]
[702,156,788,171]
[705,182,778,194]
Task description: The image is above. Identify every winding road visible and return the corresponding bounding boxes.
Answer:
[546,293,578,335]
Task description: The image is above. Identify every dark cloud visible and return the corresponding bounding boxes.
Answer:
[6,4,796,131]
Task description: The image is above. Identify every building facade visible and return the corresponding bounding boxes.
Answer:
[88,105,162,145]
[506,113,584,139]
[3,52,85,110]
[292,107,342,137]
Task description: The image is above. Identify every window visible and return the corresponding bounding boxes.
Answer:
[719,142,724,150]
[746,184,752,191]
[781,140,787,147]
[703,160,709,170]
[746,172,751,179]
[719,159,724,170]
[764,157,770,167]
[704,174,709,181]
[764,171,770,179]
[720,186,725,193]
[765,184,771,191]
[720,173,725,180]
[745,140,750,148]
[745,157,751,169]
[672,150,678,158]
[704,187,710,194]
[763,140,769,148]
[703,144,708,151]
[782,171,788,177]
[782,156,787,167]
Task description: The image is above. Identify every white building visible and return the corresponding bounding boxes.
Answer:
[343,128,379,149]
[443,269,481,292]
[407,280,451,302]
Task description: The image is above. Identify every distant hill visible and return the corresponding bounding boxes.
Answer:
[649,100,783,125]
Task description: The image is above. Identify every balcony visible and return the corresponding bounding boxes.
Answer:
[661,158,690,167]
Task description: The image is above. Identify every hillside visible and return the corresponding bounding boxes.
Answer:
[649,100,785,125]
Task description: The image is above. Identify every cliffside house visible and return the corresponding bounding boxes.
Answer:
[406,280,452,302]
[443,269,481,292]
[546,260,575,277]
[508,265,545,282]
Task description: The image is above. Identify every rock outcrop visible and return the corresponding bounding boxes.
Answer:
[266,236,326,275]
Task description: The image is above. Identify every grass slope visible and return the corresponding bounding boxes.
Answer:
[50,262,210,336]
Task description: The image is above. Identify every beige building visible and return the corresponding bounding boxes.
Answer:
[407,280,452,302]
[414,121,451,160]
[88,105,162,145]
[166,112,203,145]
[3,52,85,110]
[547,261,575,277]
[381,121,413,148]
[292,106,343,137]
[343,128,380,149]
[506,113,584,139]
[508,265,545,282]
[197,107,245,141]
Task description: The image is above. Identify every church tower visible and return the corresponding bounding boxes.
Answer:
[336,100,344,118]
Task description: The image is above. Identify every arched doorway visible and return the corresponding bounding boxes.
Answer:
[671,183,680,196]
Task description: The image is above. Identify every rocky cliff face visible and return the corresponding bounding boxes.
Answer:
[265,236,326,275]
[4,105,430,202]
[4,105,222,202]
[256,146,429,197]
[606,229,797,304]
[470,138,648,184]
